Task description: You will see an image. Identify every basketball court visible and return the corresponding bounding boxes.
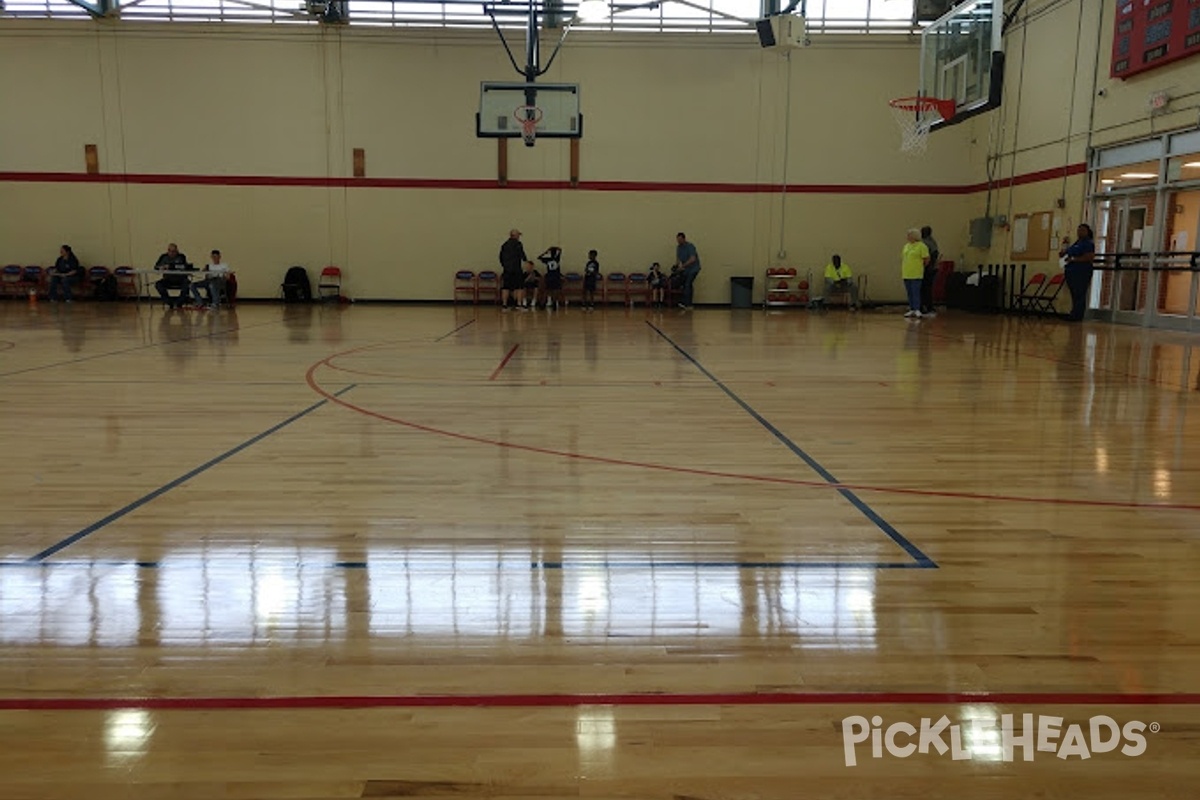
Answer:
[4,0,1200,794]
[1,300,1199,797]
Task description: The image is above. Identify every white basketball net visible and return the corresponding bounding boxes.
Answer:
[888,98,952,155]
[515,105,542,147]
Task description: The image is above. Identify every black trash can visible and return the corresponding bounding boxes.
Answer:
[730,276,754,309]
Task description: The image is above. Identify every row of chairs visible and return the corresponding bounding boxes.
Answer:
[1012,272,1066,314]
[454,270,673,307]
[1,265,139,299]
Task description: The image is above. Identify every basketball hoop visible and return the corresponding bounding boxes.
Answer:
[888,97,956,154]
[514,105,543,147]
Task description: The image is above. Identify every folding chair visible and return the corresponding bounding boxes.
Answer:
[626,272,651,307]
[476,270,500,305]
[1,265,23,298]
[114,266,138,299]
[563,272,584,306]
[453,270,477,304]
[85,266,110,299]
[317,266,342,302]
[1029,273,1065,315]
[604,272,627,305]
[1012,272,1047,313]
[22,266,45,298]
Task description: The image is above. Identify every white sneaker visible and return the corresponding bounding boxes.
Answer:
[903,310,916,317]
[913,310,923,318]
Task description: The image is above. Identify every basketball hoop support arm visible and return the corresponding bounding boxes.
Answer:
[484,0,576,101]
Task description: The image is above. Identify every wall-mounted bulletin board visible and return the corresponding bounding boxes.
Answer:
[1011,211,1053,261]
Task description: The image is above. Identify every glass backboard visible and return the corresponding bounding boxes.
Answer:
[919,0,1005,130]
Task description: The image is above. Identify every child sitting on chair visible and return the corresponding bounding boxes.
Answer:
[648,263,665,308]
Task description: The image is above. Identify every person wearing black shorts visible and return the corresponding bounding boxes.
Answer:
[522,261,541,308]
[539,246,564,309]
[583,250,600,310]
[498,228,527,311]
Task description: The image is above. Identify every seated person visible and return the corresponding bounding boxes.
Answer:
[154,243,192,309]
[191,249,232,309]
[522,260,542,309]
[48,245,83,302]
[823,254,859,309]
[648,262,665,307]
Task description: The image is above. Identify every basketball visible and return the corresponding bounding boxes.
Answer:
[776,280,788,290]
[787,268,797,277]
[798,280,809,290]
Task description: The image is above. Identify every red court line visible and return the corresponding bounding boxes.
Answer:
[3,691,1199,712]
[304,350,1200,512]
[488,344,520,381]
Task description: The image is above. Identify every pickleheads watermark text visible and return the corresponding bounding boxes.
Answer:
[841,714,1157,767]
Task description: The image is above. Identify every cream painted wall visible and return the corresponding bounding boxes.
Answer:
[0,19,982,300]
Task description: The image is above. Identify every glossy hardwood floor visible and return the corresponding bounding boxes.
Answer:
[1,299,1199,798]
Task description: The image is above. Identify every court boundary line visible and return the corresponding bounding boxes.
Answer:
[2,690,1198,711]
[0,314,288,379]
[488,343,520,380]
[647,322,936,569]
[23,384,357,563]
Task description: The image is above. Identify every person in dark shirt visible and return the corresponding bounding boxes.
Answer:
[154,243,192,309]
[583,250,601,310]
[47,245,83,303]
[498,229,527,311]
[1059,223,1096,322]
[674,232,701,309]
[539,246,564,309]
[920,225,940,317]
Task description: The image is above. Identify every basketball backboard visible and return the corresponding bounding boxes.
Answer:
[919,0,1005,131]
[476,83,583,140]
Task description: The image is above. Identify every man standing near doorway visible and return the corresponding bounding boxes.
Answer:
[499,229,527,311]
[674,232,701,310]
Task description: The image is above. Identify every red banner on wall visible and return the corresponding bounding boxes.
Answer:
[1111,0,1200,79]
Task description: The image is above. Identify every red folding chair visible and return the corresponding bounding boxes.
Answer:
[626,272,651,307]
[1,265,23,298]
[453,270,477,304]
[1029,273,1066,315]
[476,270,500,305]
[318,266,342,302]
[114,266,138,299]
[1012,272,1047,313]
[604,272,627,305]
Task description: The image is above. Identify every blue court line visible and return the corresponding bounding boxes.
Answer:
[24,384,357,564]
[434,318,476,341]
[646,321,936,569]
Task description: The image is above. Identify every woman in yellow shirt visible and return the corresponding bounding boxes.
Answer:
[901,229,930,318]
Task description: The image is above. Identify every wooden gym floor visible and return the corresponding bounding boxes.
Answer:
[1,300,1199,798]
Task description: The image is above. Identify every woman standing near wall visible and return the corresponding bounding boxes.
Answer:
[901,229,930,318]
[1059,223,1096,322]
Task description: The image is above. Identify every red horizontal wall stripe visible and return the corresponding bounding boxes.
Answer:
[0,164,1087,195]
[0,691,1198,711]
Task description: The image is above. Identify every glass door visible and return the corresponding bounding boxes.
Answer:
[1097,191,1158,324]
[1154,188,1200,331]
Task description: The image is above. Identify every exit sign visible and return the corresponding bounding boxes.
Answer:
[1111,0,1200,79]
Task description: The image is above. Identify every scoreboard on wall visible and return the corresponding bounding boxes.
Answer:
[1111,0,1200,78]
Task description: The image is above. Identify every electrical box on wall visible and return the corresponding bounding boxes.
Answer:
[969,217,994,248]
